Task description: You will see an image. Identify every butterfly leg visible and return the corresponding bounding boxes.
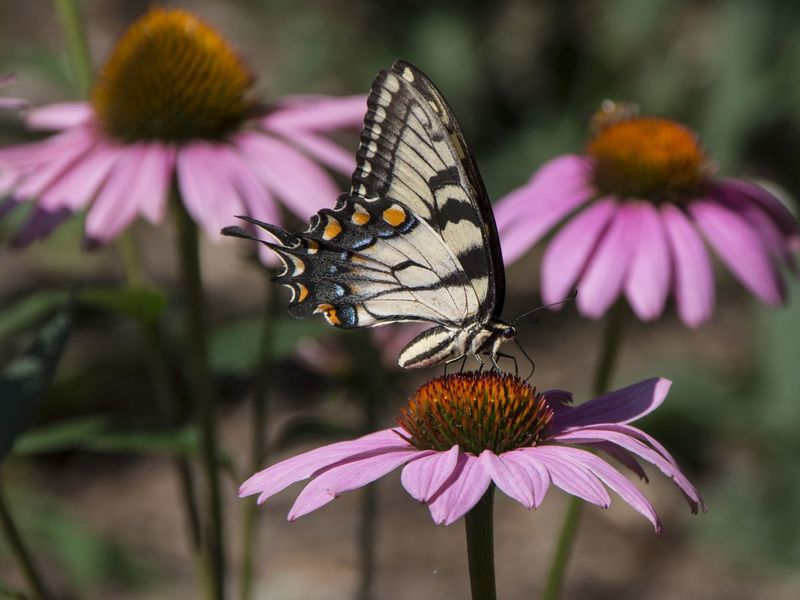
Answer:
[495,352,518,376]
[443,353,468,376]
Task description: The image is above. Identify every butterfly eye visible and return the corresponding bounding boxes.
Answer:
[502,327,515,339]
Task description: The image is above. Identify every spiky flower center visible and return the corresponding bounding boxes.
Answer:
[91,8,256,142]
[396,372,553,455]
[587,116,709,202]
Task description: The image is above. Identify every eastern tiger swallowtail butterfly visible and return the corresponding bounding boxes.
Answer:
[223,59,516,369]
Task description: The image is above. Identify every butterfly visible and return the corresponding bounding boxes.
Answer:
[223,59,517,370]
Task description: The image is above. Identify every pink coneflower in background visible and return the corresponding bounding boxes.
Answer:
[0,8,364,253]
[241,372,704,530]
[0,74,26,110]
[494,102,800,327]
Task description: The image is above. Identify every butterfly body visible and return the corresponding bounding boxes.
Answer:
[224,60,515,369]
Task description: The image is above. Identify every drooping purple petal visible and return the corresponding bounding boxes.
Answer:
[10,206,72,247]
[401,445,460,503]
[495,155,595,265]
[591,441,648,482]
[567,449,662,532]
[660,204,715,327]
[25,102,93,130]
[583,423,679,467]
[550,428,704,513]
[84,148,148,243]
[177,142,245,238]
[549,378,671,431]
[135,143,175,224]
[288,448,424,520]
[576,202,639,319]
[689,199,785,306]
[525,446,610,507]
[236,132,340,218]
[480,449,550,509]
[624,202,671,321]
[711,181,796,267]
[262,94,367,131]
[426,454,492,525]
[239,429,409,502]
[717,178,800,250]
[541,198,617,305]
[38,142,120,211]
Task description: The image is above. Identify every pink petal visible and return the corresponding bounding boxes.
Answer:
[11,128,97,199]
[660,204,715,327]
[25,102,93,130]
[239,429,408,501]
[576,203,639,319]
[38,142,120,211]
[496,155,595,265]
[689,199,785,306]
[262,94,367,131]
[288,448,423,520]
[624,202,671,321]
[236,132,340,218]
[584,423,679,467]
[401,445,460,503]
[176,142,245,238]
[541,197,617,305]
[427,454,492,525]
[480,449,550,509]
[567,449,662,533]
[277,129,356,175]
[84,148,147,242]
[551,428,704,513]
[0,98,26,110]
[718,178,800,250]
[135,144,175,224]
[525,446,610,507]
[549,378,672,431]
[591,441,649,482]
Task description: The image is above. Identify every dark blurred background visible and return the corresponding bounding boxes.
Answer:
[1,1,799,598]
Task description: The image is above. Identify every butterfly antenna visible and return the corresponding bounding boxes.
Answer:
[513,290,578,326]
[514,338,536,381]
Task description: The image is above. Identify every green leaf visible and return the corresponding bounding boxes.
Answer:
[210,317,330,376]
[0,306,74,460]
[77,287,166,325]
[12,416,111,455]
[0,291,69,339]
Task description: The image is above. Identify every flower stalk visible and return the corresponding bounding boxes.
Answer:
[464,485,496,600]
[542,301,627,600]
[53,0,93,95]
[175,196,226,599]
[0,472,51,600]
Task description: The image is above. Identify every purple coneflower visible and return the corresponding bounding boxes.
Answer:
[241,372,703,531]
[0,74,26,110]
[494,102,800,327]
[0,8,364,252]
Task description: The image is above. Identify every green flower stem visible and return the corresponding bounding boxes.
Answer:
[238,276,280,600]
[464,485,496,600]
[541,301,627,600]
[352,334,388,600]
[0,473,50,600]
[175,200,226,600]
[53,0,93,96]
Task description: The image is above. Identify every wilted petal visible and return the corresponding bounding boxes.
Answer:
[496,155,594,264]
[262,94,367,131]
[239,429,407,501]
[541,198,617,305]
[624,202,671,321]
[568,449,662,532]
[549,378,671,431]
[526,446,610,507]
[690,199,785,306]
[237,132,340,218]
[26,102,93,130]
[660,204,715,327]
[401,445,460,503]
[576,203,638,319]
[427,454,492,525]
[289,448,422,520]
[481,449,550,509]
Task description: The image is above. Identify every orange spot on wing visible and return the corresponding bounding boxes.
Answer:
[352,210,371,225]
[323,219,342,240]
[382,206,406,226]
[297,283,309,302]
